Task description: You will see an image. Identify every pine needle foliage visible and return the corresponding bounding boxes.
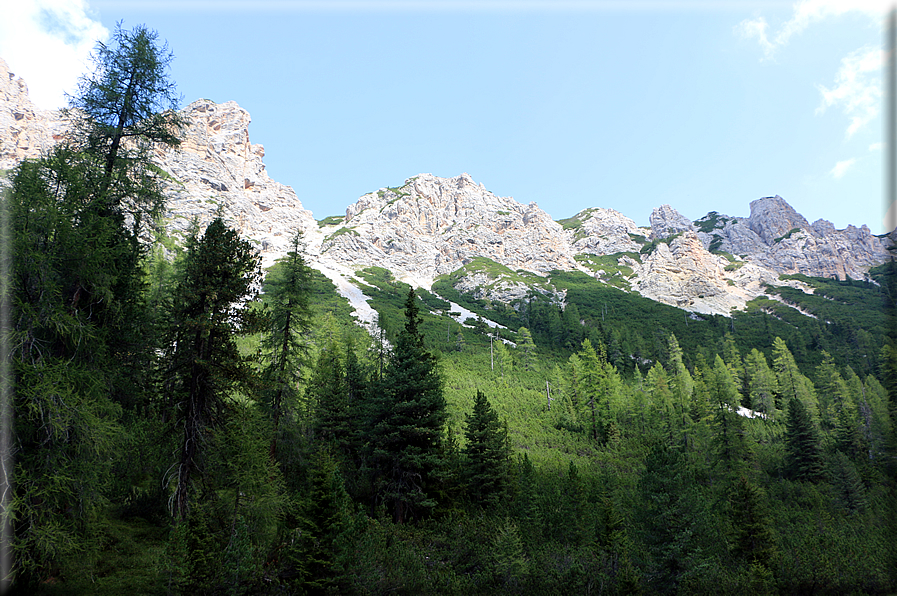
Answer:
[163,218,262,521]
[462,391,512,508]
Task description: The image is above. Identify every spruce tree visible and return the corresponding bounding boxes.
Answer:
[369,289,447,523]
[728,476,776,566]
[462,391,512,508]
[163,218,262,520]
[784,396,824,482]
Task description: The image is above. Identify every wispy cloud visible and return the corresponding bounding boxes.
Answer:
[870,142,884,151]
[816,46,882,138]
[736,0,885,59]
[830,157,857,179]
[0,0,108,109]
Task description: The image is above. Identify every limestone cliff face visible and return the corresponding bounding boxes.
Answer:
[692,196,891,281]
[154,99,318,261]
[321,173,578,283]
[629,231,783,315]
[2,55,892,320]
[0,60,318,264]
[0,58,67,170]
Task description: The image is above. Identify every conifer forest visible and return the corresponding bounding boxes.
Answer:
[3,25,897,595]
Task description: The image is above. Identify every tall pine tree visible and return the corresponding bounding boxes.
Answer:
[368,289,447,523]
[163,218,262,521]
[462,391,512,508]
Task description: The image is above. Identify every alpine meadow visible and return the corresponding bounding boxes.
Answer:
[3,22,897,596]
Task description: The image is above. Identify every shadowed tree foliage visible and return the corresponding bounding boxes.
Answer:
[462,391,512,508]
[163,218,262,521]
[7,23,182,585]
[368,289,447,523]
[785,396,824,482]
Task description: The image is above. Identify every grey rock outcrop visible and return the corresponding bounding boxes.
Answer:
[0,57,67,170]
[155,99,318,261]
[630,231,782,315]
[691,197,891,280]
[650,204,695,239]
[322,173,578,283]
[566,208,644,254]
[746,196,810,245]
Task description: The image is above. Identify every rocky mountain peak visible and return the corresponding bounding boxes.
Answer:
[155,99,317,261]
[324,173,578,284]
[650,204,695,239]
[747,195,811,244]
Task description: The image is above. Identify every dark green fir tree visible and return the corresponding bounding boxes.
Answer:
[368,289,447,523]
[462,391,512,508]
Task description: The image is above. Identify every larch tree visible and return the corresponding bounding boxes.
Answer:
[259,232,312,460]
[517,326,536,371]
[744,349,778,420]
[8,23,182,584]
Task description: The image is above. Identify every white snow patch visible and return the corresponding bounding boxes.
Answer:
[446,301,507,330]
[315,262,382,337]
[736,406,768,420]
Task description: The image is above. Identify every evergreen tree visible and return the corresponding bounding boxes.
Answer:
[66,23,183,189]
[709,356,752,480]
[368,289,447,523]
[772,337,817,414]
[784,396,824,482]
[579,339,612,442]
[289,449,352,594]
[816,351,849,430]
[666,334,695,442]
[8,24,182,584]
[494,339,510,380]
[744,349,778,420]
[260,232,312,460]
[666,334,694,406]
[462,391,512,508]
[637,441,708,595]
[727,476,775,566]
[163,218,262,520]
[721,333,746,405]
[308,339,348,445]
[517,326,536,371]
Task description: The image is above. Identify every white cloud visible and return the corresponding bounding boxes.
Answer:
[734,17,774,57]
[736,0,886,58]
[830,157,857,179]
[816,46,882,138]
[0,0,108,109]
[870,142,883,151]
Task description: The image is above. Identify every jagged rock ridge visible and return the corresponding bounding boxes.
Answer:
[155,99,317,260]
[2,56,893,321]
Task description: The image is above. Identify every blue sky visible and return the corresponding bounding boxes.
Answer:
[1,1,890,231]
